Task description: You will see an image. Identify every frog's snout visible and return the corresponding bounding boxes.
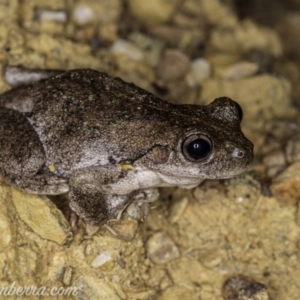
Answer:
[225,140,254,163]
[232,148,246,158]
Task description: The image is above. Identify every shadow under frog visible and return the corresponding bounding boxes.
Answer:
[0,68,253,225]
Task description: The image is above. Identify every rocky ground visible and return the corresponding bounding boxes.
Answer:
[0,0,300,299]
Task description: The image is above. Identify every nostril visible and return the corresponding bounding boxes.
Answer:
[232,148,245,158]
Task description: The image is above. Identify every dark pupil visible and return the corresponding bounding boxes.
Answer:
[187,138,211,160]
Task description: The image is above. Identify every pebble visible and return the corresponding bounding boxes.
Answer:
[187,58,211,86]
[62,266,73,286]
[0,184,12,251]
[156,49,190,82]
[263,149,286,167]
[156,285,197,300]
[168,197,189,224]
[146,232,179,264]
[149,25,205,53]
[75,275,120,300]
[222,61,259,80]
[270,161,300,205]
[11,188,72,245]
[35,8,67,23]
[110,39,144,61]
[285,135,300,164]
[296,202,300,227]
[72,3,96,26]
[126,0,179,26]
[210,20,283,57]
[72,0,121,26]
[107,219,138,242]
[91,251,114,270]
[128,32,164,67]
[223,275,269,300]
[263,149,286,178]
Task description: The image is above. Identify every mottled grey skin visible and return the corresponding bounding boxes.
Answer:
[0,69,253,225]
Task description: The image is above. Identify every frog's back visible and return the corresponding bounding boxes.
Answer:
[0,69,183,175]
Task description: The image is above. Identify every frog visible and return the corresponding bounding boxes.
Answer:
[0,68,253,225]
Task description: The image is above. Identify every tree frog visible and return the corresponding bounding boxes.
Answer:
[0,68,253,225]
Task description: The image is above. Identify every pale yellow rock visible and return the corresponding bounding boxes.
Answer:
[11,188,72,245]
[126,0,179,26]
[146,232,179,264]
[222,61,259,80]
[168,197,189,224]
[75,275,121,300]
[270,162,300,205]
[210,20,283,57]
[156,285,197,300]
[72,0,121,26]
[0,0,18,23]
[0,184,12,251]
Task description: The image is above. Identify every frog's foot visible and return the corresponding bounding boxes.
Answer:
[0,107,69,194]
[0,107,45,177]
[125,188,159,221]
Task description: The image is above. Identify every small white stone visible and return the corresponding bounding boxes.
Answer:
[36,8,67,23]
[73,4,96,26]
[110,39,144,61]
[222,61,259,80]
[189,58,211,85]
[91,251,112,268]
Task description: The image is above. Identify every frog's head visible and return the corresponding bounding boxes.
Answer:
[142,97,253,181]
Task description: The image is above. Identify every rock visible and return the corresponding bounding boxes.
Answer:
[126,0,179,26]
[0,0,18,22]
[146,232,179,264]
[148,26,205,54]
[11,188,72,245]
[91,251,114,271]
[277,12,300,61]
[263,149,286,168]
[223,275,269,300]
[222,61,259,80]
[168,197,189,224]
[263,149,286,178]
[72,0,121,26]
[270,162,300,205]
[285,135,300,164]
[210,20,282,57]
[63,267,73,286]
[35,8,67,23]
[128,32,165,67]
[188,58,211,86]
[110,39,144,61]
[0,183,12,251]
[200,0,238,28]
[156,49,190,81]
[156,285,197,300]
[75,275,121,300]
[72,3,96,26]
[107,219,138,242]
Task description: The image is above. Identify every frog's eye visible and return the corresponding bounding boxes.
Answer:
[182,134,212,161]
[233,101,243,122]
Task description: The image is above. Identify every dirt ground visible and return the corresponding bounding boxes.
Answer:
[0,0,300,299]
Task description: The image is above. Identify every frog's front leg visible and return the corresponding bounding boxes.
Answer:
[69,166,161,225]
[69,166,136,225]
